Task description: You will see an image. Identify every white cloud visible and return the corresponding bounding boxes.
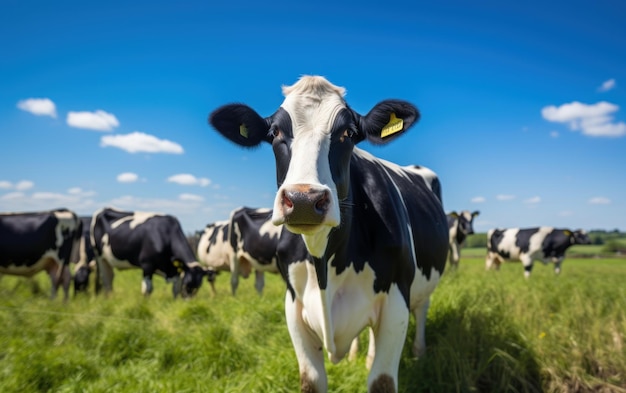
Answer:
[1,192,24,201]
[17,98,57,118]
[496,194,515,201]
[588,196,611,205]
[67,110,119,131]
[471,196,486,203]
[117,172,139,183]
[101,132,184,154]
[550,131,559,138]
[598,79,616,92]
[524,196,541,204]
[179,193,205,202]
[541,101,626,137]
[167,174,211,187]
[67,187,96,197]
[15,180,34,191]
[0,180,35,191]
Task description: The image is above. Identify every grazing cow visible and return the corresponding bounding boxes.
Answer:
[0,208,82,300]
[91,207,207,297]
[72,216,96,294]
[198,207,281,295]
[209,75,448,392]
[486,226,591,277]
[447,210,479,268]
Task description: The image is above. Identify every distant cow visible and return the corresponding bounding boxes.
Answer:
[72,216,96,294]
[91,207,207,297]
[197,207,280,295]
[486,226,591,277]
[209,75,448,392]
[447,210,479,268]
[0,208,82,300]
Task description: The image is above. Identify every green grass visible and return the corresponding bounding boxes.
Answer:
[1,258,625,392]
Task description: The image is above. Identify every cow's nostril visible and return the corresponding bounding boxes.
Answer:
[314,191,330,214]
[283,191,294,209]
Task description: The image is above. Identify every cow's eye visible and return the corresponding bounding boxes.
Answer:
[340,129,350,142]
[269,127,281,138]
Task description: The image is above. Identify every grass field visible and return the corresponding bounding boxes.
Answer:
[1,255,625,392]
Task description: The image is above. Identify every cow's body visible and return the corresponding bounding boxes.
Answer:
[210,76,448,392]
[91,207,206,297]
[446,210,479,268]
[72,216,96,294]
[486,226,591,277]
[0,208,81,300]
[197,207,280,295]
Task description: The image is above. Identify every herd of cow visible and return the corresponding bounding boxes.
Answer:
[1,76,592,393]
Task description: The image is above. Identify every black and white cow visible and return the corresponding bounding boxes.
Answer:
[197,207,281,295]
[72,216,96,294]
[486,226,591,277]
[91,207,207,298]
[446,210,479,268]
[0,208,82,300]
[209,76,448,392]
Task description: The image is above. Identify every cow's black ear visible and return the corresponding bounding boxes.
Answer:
[449,211,459,218]
[472,211,480,217]
[357,100,420,145]
[209,104,271,147]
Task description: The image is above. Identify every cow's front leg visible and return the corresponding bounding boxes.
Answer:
[97,258,114,295]
[170,275,182,298]
[59,264,71,302]
[520,255,534,278]
[368,289,408,393]
[449,243,460,268]
[284,292,327,393]
[553,257,564,274]
[254,270,265,294]
[142,275,153,296]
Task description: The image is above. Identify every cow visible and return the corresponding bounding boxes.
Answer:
[447,210,479,268]
[209,75,448,393]
[72,216,96,294]
[91,207,207,298]
[0,208,82,300]
[197,207,281,295]
[486,226,591,277]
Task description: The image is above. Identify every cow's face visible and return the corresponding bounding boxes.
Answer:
[459,210,479,235]
[181,265,205,297]
[210,76,419,257]
[73,265,91,293]
[573,229,591,245]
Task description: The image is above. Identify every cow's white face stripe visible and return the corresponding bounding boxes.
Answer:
[272,80,347,233]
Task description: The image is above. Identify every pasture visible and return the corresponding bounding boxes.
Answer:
[1,254,625,392]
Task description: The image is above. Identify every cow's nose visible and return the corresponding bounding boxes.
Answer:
[281,185,330,225]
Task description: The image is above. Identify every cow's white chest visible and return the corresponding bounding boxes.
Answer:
[288,259,382,361]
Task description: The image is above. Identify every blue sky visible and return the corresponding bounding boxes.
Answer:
[1,0,625,233]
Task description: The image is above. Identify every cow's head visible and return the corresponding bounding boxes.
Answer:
[73,260,95,295]
[455,210,479,236]
[571,229,591,245]
[179,262,206,298]
[210,76,419,257]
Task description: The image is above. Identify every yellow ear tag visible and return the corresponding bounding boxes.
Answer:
[381,113,404,138]
[239,124,248,138]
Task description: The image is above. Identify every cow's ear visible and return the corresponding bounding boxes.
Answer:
[472,211,480,217]
[449,211,459,218]
[357,100,420,145]
[563,229,573,237]
[209,104,271,147]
